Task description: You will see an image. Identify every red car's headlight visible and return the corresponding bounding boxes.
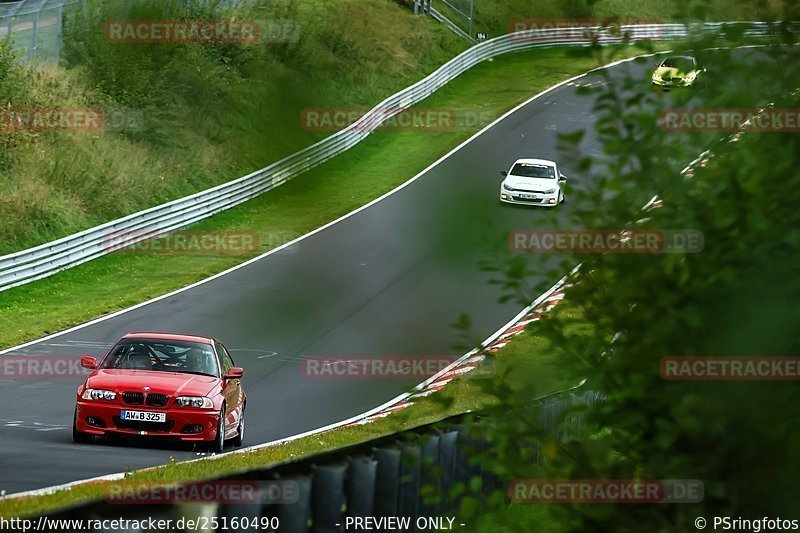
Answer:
[175,396,214,408]
[81,388,117,401]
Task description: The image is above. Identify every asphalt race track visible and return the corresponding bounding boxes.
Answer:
[0,52,727,494]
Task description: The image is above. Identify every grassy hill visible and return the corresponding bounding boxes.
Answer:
[0,0,786,254]
[0,0,465,254]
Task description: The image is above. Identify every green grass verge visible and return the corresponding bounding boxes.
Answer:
[0,296,584,519]
[0,43,668,350]
[0,0,467,253]
[465,0,783,37]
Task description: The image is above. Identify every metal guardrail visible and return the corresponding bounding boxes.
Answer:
[0,22,772,292]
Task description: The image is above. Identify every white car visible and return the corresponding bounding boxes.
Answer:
[499,158,566,207]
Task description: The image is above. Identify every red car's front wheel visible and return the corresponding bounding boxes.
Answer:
[232,413,244,448]
[72,410,91,444]
[207,407,226,453]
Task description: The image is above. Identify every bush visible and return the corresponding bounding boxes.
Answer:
[463,21,800,530]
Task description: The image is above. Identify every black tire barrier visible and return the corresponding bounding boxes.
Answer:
[310,463,346,533]
[32,390,602,532]
[346,455,377,518]
[278,476,312,533]
[373,446,402,517]
[398,443,421,520]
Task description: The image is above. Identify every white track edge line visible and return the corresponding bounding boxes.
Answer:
[0,50,661,501]
[0,49,664,358]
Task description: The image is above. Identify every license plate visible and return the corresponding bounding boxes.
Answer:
[121,410,166,423]
[519,193,538,199]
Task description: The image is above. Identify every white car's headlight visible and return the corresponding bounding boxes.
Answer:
[81,388,117,401]
[175,396,214,409]
[502,183,515,192]
[543,188,557,194]
[652,73,661,81]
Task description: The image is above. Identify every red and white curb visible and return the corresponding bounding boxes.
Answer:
[647,101,782,208]
[359,101,780,427]
[6,54,781,506]
[350,269,578,426]
[356,123,752,429]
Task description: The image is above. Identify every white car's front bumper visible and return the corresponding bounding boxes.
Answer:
[500,188,560,207]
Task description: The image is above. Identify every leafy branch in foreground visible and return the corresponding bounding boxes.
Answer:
[457,17,800,532]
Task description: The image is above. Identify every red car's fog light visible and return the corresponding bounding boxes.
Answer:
[180,424,205,434]
[86,417,106,428]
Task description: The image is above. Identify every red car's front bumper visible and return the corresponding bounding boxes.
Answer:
[75,401,220,442]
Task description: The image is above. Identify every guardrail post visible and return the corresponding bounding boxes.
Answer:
[310,463,347,533]
[420,434,441,516]
[438,430,458,500]
[398,442,422,521]
[30,10,38,60]
[55,2,63,62]
[452,425,470,487]
[218,501,263,532]
[346,455,377,518]
[278,476,312,533]
[373,447,401,517]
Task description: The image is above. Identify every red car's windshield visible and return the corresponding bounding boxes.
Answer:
[100,339,220,377]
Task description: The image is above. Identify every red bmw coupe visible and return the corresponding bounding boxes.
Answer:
[73,332,246,452]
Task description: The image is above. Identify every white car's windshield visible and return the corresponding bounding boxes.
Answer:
[101,339,219,377]
[510,163,556,179]
[661,56,695,71]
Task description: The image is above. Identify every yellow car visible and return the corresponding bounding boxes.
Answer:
[651,56,703,90]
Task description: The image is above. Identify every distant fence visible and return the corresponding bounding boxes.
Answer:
[0,21,774,293]
[29,388,604,532]
[0,0,255,62]
[0,0,78,62]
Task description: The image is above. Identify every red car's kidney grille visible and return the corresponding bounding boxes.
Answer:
[122,392,144,405]
[145,393,169,407]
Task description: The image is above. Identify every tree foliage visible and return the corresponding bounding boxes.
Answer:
[461,16,800,532]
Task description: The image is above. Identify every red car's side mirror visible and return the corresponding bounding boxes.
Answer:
[225,367,243,380]
[80,356,97,370]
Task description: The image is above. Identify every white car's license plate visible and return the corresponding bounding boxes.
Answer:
[121,410,166,423]
[519,193,538,199]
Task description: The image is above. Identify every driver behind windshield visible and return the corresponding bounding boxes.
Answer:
[119,343,153,370]
[102,340,219,376]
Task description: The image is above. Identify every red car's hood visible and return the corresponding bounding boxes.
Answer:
[87,369,219,397]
